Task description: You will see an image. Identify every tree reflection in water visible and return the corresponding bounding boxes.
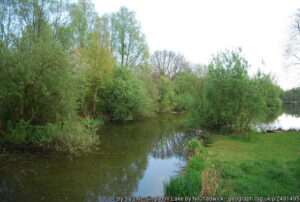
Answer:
[0,115,192,202]
[151,131,195,159]
[283,103,300,117]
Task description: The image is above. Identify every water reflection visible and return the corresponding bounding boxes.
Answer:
[283,103,300,117]
[0,115,193,201]
[258,103,300,131]
[258,113,300,131]
[151,131,194,159]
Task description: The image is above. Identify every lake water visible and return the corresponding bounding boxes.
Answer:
[0,115,194,202]
[258,103,300,131]
[1,104,299,201]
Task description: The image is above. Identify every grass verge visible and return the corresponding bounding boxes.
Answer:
[165,132,300,196]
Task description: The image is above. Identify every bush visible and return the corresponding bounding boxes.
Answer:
[192,49,282,132]
[0,31,79,127]
[173,71,201,112]
[135,66,159,114]
[187,138,202,152]
[0,26,100,153]
[253,73,283,122]
[101,68,153,121]
[3,118,100,153]
[157,76,176,112]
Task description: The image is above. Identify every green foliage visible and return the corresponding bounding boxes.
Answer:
[192,49,282,132]
[187,138,202,152]
[165,169,201,197]
[253,73,283,122]
[135,66,159,113]
[3,118,100,153]
[165,153,205,196]
[69,0,97,48]
[101,68,153,121]
[0,1,100,153]
[109,7,149,67]
[79,32,115,117]
[0,29,78,127]
[157,76,176,112]
[173,71,201,112]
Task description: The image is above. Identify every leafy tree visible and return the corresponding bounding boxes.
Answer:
[101,68,152,121]
[0,0,71,47]
[253,73,283,122]
[135,66,159,113]
[0,0,99,152]
[78,25,115,118]
[173,71,202,112]
[108,7,148,68]
[157,76,176,112]
[69,0,97,48]
[0,21,78,127]
[192,49,282,132]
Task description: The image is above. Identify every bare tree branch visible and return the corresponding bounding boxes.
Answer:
[150,50,189,79]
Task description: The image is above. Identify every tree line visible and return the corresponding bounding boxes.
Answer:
[0,0,283,153]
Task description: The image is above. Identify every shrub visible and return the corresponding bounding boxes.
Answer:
[187,138,207,156]
[0,31,79,127]
[157,76,176,112]
[192,49,282,132]
[253,73,283,122]
[0,25,99,153]
[173,71,201,112]
[101,68,153,121]
[187,138,202,152]
[3,118,100,153]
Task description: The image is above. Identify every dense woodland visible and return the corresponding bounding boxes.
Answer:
[0,0,283,153]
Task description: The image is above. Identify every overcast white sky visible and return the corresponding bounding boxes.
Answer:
[93,0,300,89]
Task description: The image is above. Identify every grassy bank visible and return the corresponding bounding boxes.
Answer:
[165,132,300,196]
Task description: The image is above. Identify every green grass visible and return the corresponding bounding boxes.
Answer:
[165,132,300,196]
[207,132,300,162]
[165,155,205,196]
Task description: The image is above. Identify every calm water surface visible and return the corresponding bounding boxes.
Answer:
[1,105,299,201]
[258,103,300,131]
[0,115,194,202]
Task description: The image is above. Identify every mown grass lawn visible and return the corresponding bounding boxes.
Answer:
[165,132,300,196]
